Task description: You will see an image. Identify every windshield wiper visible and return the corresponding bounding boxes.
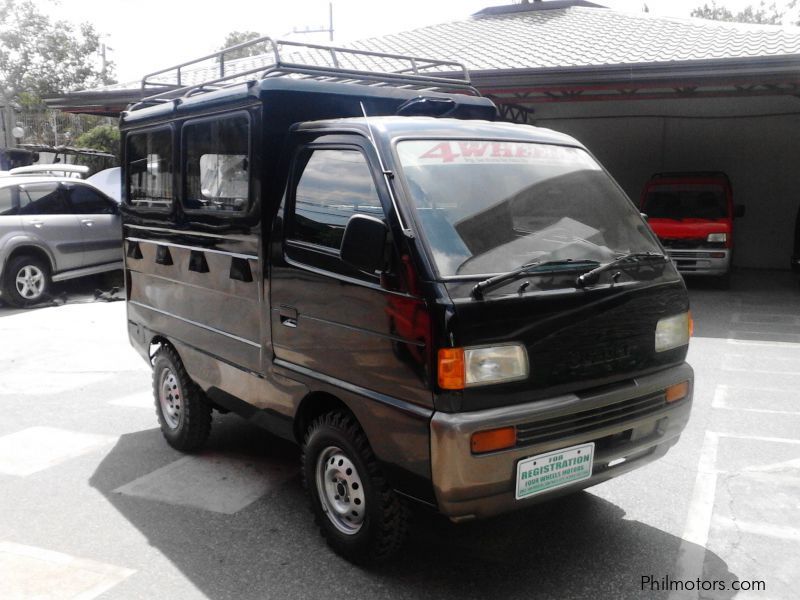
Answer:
[471,259,599,298]
[575,252,668,288]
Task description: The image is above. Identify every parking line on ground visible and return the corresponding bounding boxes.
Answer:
[712,516,800,543]
[718,433,800,445]
[731,311,800,323]
[669,431,719,600]
[0,541,135,600]
[0,427,117,477]
[113,452,294,514]
[712,386,800,415]
[108,394,154,409]
[726,338,800,349]
[727,331,800,344]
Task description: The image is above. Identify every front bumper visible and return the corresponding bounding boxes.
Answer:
[430,362,693,520]
[666,248,730,276]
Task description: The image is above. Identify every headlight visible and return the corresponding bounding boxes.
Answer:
[438,344,528,389]
[706,233,727,243]
[655,312,691,352]
[465,344,528,386]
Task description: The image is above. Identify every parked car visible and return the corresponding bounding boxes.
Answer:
[86,167,122,203]
[7,164,90,179]
[640,172,744,287]
[0,176,122,307]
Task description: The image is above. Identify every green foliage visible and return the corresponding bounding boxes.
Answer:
[691,0,797,25]
[74,124,119,156]
[219,31,269,60]
[0,0,116,104]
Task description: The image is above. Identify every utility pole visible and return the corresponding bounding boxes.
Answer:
[289,1,334,42]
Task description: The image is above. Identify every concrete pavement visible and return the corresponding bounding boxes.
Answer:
[0,270,797,599]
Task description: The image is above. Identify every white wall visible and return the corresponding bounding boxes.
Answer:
[534,96,800,269]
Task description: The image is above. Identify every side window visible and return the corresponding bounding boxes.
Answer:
[67,185,115,214]
[0,187,15,216]
[126,128,173,208]
[289,149,383,250]
[183,115,250,213]
[18,183,67,215]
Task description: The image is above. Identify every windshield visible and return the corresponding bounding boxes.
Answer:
[396,139,660,277]
[642,183,728,220]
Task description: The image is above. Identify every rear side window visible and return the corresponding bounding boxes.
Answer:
[0,187,15,215]
[183,115,250,213]
[18,183,68,215]
[289,149,383,249]
[67,185,116,214]
[126,128,173,209]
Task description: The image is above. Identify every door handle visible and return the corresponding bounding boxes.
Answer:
[81,219,94,226]
[28,220,43,228]
[279,305,298,328]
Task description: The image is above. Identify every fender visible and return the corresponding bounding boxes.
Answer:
[0,233,58,278]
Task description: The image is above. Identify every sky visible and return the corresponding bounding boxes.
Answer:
[34,0,795,84]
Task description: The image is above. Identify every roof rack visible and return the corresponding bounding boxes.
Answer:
[138,37,477,107]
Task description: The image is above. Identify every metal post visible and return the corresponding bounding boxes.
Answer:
[329,2,334,41]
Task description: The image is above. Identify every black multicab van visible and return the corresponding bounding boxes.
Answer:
[121,39,694,563]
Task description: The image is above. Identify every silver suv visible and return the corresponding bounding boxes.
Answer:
[0,176,122,307]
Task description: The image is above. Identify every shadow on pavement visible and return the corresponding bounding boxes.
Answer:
[0,270,123,314]
[685,268,800,343]
[90,416,739,600]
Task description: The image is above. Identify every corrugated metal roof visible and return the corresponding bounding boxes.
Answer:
[348,6,800,72]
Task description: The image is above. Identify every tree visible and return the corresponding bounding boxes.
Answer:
[75,124,119,156]
[691,0,798,25]
[219,31,269,60]
[0,0,116,105]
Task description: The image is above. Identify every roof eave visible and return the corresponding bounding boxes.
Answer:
[470,54,800,89]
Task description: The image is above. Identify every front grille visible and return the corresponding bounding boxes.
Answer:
[661,238,705,249]
[661,238,726,250]
[669,251,705,259]
[515,392,667,447]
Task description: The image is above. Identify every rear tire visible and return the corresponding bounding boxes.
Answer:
[2,254,51,307]
[152,346,212,451]
[302,411,409,564]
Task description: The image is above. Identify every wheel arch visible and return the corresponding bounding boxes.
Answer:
[4,243,56,276]
[294,391,354,444]
[148,334,176,363]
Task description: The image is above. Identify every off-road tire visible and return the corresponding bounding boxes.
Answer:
[152,345,212,451]
[2,254,51,308]
[302,411,409,564]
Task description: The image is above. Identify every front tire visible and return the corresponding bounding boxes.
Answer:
[302,411,408,563]
[152,346,212,451]
[2,254,51,307]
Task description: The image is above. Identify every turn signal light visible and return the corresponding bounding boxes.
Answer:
[666,381,690,403]
[689,311,694,337]
[438,348,465,390]
[471,427,516,454]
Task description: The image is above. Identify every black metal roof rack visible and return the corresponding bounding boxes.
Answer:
[137,36,477,109]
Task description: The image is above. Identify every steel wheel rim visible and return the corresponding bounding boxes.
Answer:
[15,265,45,300]
[158,368,182,429]
[316,446,366,535]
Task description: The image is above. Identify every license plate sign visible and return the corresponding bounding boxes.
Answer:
[515,442,594,500]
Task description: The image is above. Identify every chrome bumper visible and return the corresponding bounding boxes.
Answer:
[430,363,693,520]
[666,249,730,276]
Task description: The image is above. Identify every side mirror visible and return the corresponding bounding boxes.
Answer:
[734,204,746,218]
[340,214,389,274]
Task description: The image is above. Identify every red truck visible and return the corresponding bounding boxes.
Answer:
[640,172,744,287]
